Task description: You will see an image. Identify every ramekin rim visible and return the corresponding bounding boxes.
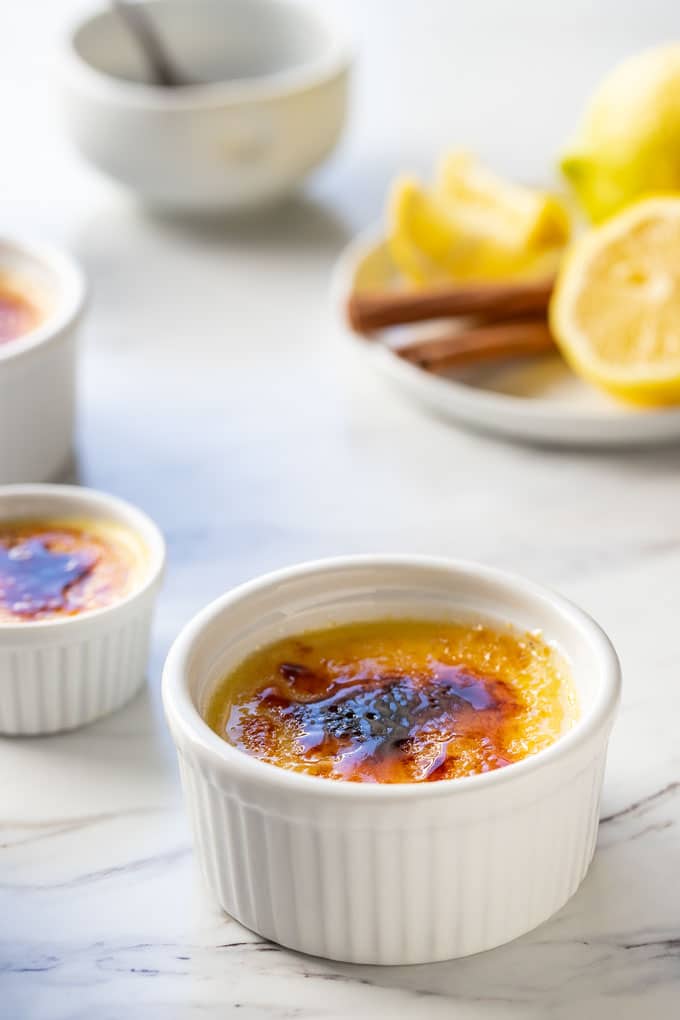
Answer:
[162,554,621,800]
[61,0,353,111]
[0,236,87,365]
[0,483,166,632]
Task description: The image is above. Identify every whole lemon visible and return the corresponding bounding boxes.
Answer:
[561,44,680,222]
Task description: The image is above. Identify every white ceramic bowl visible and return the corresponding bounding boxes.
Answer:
[163,556,620,965]
[0,484,165,735]
[60,0,352,210]
[0,238,86,484]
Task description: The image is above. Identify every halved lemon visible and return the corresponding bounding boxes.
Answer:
[387,153,569,285]
[550,196,680,405]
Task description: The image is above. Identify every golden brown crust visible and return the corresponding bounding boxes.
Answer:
[207,619,577,784]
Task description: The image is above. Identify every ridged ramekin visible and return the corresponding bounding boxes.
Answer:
[0,237,86,483]
[163,556,620,965]
[0,484,165,735]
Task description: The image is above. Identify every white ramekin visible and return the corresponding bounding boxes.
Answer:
[163,556,621,965]
[0,484,165,736]
[0,238,86,484]
[59,0,352,210]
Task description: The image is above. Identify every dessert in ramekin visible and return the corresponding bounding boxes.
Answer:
[163,556,620,965]
[0,485,165,735]
[0,237,86,484]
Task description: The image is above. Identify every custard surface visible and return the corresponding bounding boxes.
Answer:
[0,518,148,622]
[206,618,578,783]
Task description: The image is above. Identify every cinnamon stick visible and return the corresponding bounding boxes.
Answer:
[397,319,555,374]
[348,278,554,334]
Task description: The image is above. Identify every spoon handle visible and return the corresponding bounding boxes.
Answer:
[111,0,186,88]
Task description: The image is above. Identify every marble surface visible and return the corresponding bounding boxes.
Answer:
[2,2,680,1017]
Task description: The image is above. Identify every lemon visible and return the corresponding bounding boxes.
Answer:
[550,196,680,405]
[561,44,680,223]
[388,176,461,285]
[388,153,568,285]
[435,150,569,251]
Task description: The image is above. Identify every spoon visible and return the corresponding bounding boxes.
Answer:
[111,0,191,87]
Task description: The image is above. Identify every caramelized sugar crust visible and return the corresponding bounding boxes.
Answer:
[206,619,577,783]
[0,278,41,345]
[0,520,139,622]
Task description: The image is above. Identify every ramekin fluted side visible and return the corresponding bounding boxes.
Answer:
[0,331,77,485]
[0,603,154,735]
[176,746,608,965]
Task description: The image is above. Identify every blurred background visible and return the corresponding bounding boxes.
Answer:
[4,0,680,225]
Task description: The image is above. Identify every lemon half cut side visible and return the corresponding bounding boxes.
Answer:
[550,196,680,406]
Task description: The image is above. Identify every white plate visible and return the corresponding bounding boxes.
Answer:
[332,229,680,447]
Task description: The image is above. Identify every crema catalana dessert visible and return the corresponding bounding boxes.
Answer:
[206,618,578,783]
[0,518,149,622]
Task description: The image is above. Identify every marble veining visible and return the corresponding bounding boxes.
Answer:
[3,0,680,1016]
